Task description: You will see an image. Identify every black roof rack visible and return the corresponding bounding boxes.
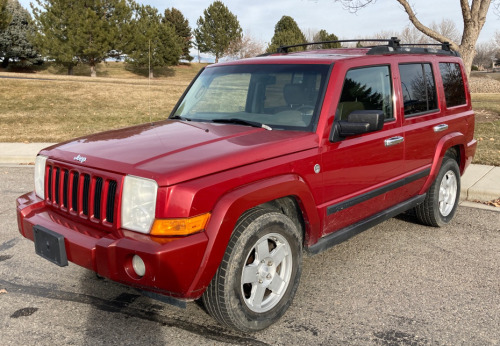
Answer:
[276,37,460,57]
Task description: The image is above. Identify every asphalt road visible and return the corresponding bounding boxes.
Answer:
[1,167,499,345]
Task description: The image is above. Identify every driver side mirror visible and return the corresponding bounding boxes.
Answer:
[330,110,385,142]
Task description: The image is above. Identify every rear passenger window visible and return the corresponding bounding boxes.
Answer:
[439,63,467,107]
[399,63,438,116]
[337,65,393,120]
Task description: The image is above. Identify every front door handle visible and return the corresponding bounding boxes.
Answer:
[384,136,404,147]
[433,124,448,132]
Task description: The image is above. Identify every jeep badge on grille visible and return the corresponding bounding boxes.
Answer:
[73,155,87,163]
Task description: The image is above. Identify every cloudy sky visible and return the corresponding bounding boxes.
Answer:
[20,0,499,47]
[142,0,498,43]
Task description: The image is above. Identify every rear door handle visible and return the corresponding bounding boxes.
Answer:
[433,124,448,132]
[384,136,404,147]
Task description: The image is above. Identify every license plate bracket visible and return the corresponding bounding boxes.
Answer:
[33,225,68,267]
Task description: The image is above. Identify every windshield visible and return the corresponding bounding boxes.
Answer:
[172,64,331,131]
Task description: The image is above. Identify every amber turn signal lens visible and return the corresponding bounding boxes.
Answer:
[150,213,211,236]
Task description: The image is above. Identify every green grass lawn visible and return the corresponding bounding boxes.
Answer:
[0,62,498,166]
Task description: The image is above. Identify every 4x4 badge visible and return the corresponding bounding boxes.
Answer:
[73,154,87,163]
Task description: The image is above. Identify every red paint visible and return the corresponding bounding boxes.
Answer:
[17,48,476,301]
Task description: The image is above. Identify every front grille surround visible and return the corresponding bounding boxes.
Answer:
[44,161,122,229]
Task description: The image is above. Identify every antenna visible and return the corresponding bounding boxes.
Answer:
[148,39,152,125]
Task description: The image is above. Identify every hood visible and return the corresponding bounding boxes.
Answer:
[41,120,319,186]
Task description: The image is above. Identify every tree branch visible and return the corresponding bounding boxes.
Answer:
[460,0,472,22]
[395,0,459,49]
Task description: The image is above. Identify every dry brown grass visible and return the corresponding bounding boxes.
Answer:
[0,62,206,142]
[471,94,500,166]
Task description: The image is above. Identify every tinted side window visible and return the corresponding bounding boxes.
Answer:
[337,66,393,120]
[399,63,438,116]
[439,62,467,107]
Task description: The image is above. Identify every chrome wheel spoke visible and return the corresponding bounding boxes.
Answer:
[242,264,259,284]
[251,284,266,309]
[268,274,284,293]
[271,243,287,267]
[256,239,270,260]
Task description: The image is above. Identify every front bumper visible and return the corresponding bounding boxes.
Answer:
[17,191,209,300]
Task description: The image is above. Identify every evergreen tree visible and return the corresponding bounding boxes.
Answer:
[267,16,306,53]
[314,29,341,49]
[125,4,182,77]
[33,0,132,76]
[0,0,11,31]
[0,0,42,68]
[194,1,242,63]
[163,7,192,62]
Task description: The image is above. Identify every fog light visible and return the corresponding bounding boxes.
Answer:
[132,255,146,277]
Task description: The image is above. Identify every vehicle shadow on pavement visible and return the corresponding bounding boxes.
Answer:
[79,271,166,345]
[78,272,266,345]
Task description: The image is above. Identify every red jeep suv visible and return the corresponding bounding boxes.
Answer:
[17,38,476,332]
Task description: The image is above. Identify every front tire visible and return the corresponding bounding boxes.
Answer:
[202,208,302,332]
[415,156,460,227]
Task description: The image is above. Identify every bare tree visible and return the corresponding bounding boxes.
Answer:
[304,28,319,42]
[336,0,494,75]
[429,18,461,44]
[399,25,427,44]
[474,40,497,69]
[225,33,265,60]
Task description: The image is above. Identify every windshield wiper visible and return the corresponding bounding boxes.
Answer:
[170,115,191,121]
[212,118,272,130]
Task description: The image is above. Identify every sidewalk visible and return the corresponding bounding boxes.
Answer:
[1,142,499,208]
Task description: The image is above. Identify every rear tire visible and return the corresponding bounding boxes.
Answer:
[202,208,302,332]
[415,155,460,227]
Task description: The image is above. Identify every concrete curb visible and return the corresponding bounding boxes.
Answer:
[460,164,500,203]
[0,143,55,164]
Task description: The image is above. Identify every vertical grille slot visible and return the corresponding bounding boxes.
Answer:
[62,169,69,208]
[45,163,119,228]
[93,177,103,220]
[106,180,117,223]
[47,167,53,201]
[54,167,60,205]
[82,174,90,216]
[72,172,79,212]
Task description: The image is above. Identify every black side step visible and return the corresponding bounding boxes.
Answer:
[307,194,426,255]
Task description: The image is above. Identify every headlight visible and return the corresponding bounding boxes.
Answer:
[121,175,158,234]
[34,155,47,199]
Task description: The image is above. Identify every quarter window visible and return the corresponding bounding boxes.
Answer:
[439,63,467,107]
[399,63,438,116]
[337,66,393,120]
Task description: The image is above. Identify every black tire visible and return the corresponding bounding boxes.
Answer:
[202,208,303,332]
[415,155,461,227]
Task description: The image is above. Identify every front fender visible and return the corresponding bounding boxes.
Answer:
[186,174,320,298]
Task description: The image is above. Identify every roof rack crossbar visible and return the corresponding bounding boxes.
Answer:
[275,37,456,55]
[277,38,401,53]
[400,42,451,51]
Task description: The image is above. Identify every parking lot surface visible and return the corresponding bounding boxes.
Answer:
[1,167,499,345]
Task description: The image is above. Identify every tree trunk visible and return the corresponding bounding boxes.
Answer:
[67,65,74,76]
[459,44,476,77]
[90,64,97,78]
[393,0,491,77]
[215,53,219,64]
[149,70,154,79]
[1,57,9,68]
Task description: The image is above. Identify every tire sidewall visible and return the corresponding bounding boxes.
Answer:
[225,211,302,332]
